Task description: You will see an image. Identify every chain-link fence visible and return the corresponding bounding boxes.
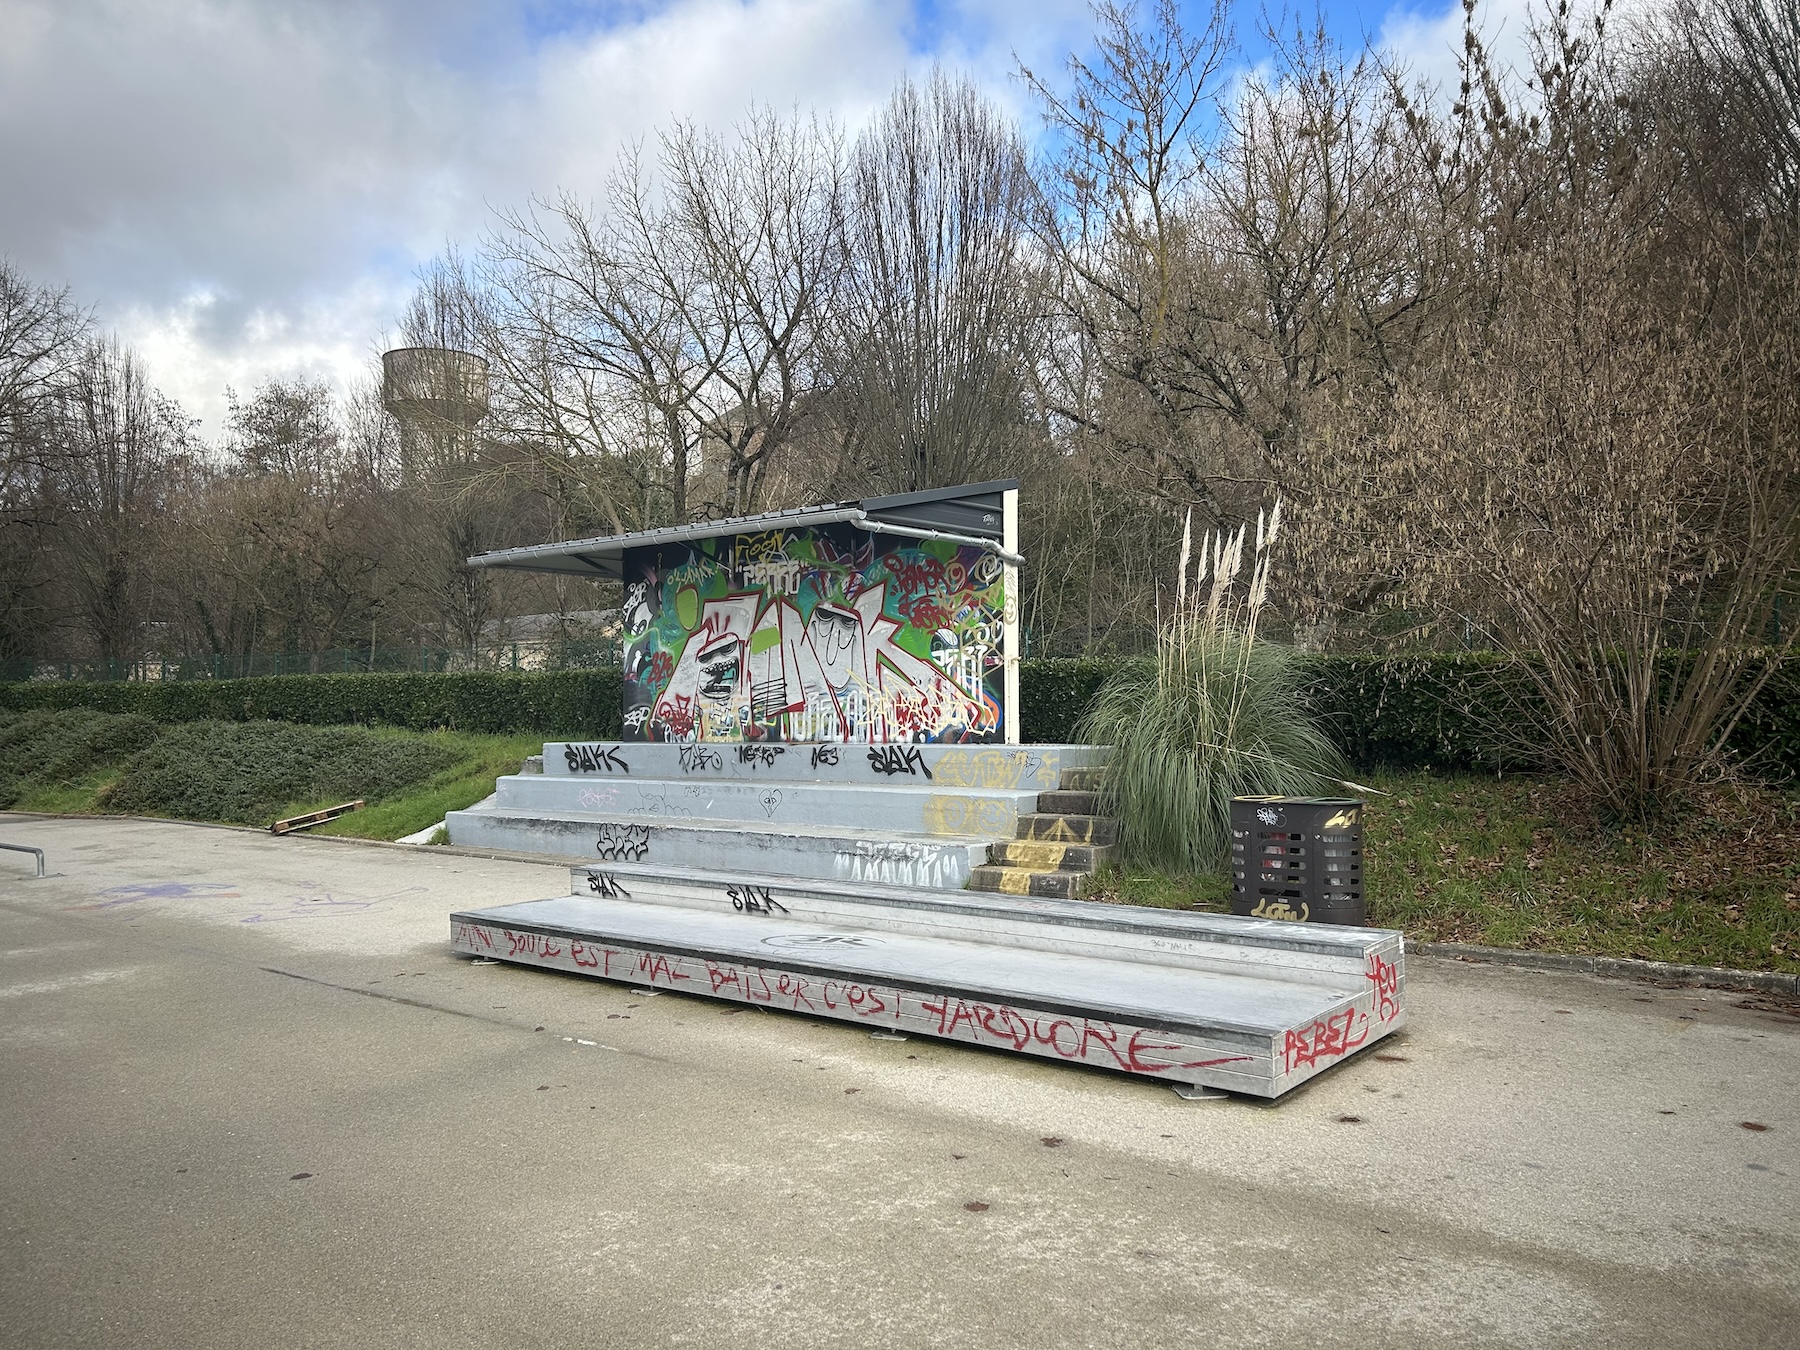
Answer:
[0,640,624,684]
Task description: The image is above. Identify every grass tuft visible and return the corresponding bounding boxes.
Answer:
[1078,506,1344,872]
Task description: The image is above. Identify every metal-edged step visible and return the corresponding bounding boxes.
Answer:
[443,807,994,889]
[562,860,1399,988]
[449,890,1406,1098]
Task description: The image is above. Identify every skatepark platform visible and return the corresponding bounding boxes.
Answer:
[446,740,1407,1097]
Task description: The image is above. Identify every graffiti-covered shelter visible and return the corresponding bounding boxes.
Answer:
[468,481,1021,745]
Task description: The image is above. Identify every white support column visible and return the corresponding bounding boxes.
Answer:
[1002,487,1021,745]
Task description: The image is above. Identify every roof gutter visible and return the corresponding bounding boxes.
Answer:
[846,511,1025,567]
[468,505,1022,572]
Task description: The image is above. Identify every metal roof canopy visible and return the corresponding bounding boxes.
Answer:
[465,480,1021,580]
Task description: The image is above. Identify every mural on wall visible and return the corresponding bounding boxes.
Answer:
[619,523,1007,744]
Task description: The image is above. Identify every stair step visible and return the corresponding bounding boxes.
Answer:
[450,890,1407,1098]
[543,741,1104,791]
[1017,813,1121,847]
[443,807,993,890]
[490,773,1038,837]
[968,865,1091,899]
[1036,789,1100,815]
[1060,767,1104,791]
[989,839,1112,872]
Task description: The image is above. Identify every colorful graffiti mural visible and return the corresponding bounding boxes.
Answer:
[619,523,1007,744]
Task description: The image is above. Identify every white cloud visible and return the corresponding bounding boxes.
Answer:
[4,0,1067,436]
[1379,0,1540,97]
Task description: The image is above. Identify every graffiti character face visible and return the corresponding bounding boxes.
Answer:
[808,603,860,687]
[697,635,743,701]
[623,580,655,637]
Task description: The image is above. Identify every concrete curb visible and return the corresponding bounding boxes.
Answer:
[1410,940,1800,996]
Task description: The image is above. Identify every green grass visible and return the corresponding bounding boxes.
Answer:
[308,735,540,840]
[1092,770,1800,973]
[1089,866,1233,912]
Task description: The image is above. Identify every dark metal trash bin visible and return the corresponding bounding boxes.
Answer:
[1229,796,1365,925]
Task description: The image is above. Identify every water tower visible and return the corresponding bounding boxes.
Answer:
[380,346,490,481]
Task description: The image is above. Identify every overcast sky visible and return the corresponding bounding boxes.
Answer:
[0,0,1517,438]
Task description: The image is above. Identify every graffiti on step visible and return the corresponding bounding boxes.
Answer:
[1366,952,1401,1024]
[1281,1007,1369,1076]
[619,522,1006,744]
[833,838,965,889]
[922,795,1016,836]
[931,747,1043,790]
[678,745,724,774]
[726,883,788,915]
[737,744,786,769]
[449,924,1256,1081]
[1249,895,1310,922]
[809,746,839,770]
[867,745,931,778]
[564,743,630,774]
[595,823,651,862]
[586,870,632,899]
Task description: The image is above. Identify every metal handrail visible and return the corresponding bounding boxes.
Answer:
[0,842,46,878]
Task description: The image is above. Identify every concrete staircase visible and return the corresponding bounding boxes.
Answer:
[445,742,1103,891]
[967,767,1120,899]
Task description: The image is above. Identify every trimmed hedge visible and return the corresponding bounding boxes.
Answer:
[1018,653,1799,779]
[1,656,1793,777]
[1022,654,1544,768]
[0,669,624,738]
[1018,660,1120,745]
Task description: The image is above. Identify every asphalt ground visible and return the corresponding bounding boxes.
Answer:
[0,814,1795,1349]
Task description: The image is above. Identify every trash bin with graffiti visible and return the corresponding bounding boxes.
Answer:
[1229,797,1365,926]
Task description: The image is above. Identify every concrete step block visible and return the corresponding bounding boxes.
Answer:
[968,865,1090,899]
[1060,767,1105,792]
[444,807,991,890]
[490,773,1037,839]
[1036,789,1101,815]
[564,861,1404,988]
[989,839,1112,872]
[1018,813,1121,847]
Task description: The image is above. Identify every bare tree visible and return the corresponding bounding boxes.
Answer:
[49,338,188,662]
[1308,0,1800,810]
[0,263,91,658]
[468,109,843,530]
[828,71,1043,494]
[1021,0,1235,512]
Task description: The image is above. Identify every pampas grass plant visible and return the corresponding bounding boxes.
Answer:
[1079,504,1345,872]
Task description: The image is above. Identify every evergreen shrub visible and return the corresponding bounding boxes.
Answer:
[101,721,464,825]
[0,709,162,808]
